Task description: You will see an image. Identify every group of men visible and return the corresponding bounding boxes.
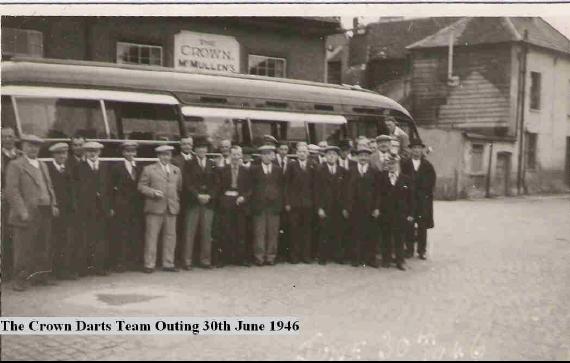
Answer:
[1,118,436,292]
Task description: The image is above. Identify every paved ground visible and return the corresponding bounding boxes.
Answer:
[1,195,569,361]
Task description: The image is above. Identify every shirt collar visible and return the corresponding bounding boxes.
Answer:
[182,152,193,161]
[2,147,17,157]
[25,155,40,168]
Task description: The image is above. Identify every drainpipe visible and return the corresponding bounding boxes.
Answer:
[516,30,529,195]
[485,142,494,198]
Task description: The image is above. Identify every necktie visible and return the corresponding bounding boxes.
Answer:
[300,162,305,171]
[231,166,238,188]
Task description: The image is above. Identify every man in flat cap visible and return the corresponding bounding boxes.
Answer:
[315,146,348,265]
[110,141,144,272]
[284,142,316,264]
[138,145,182,273]
[384,116,410,154]
[370,135,393,172]
[6,135,59,291]
[250,144,284,266]
[345,147,381,267]
[47,142,78,280]
[183,137,218,270]
[217,145,252,266]
[401,139,436,260]
[1,127,22,279]
[74,141,114,276]
[377,154,415,271]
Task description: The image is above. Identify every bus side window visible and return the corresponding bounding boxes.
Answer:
[183,116,241,150]
[14,97,106,139]
[105,101,180,142]
[1,96,17,132]
[308,122,346,145]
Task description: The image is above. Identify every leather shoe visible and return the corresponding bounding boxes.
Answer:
[396,264,406,271]
[143,268,154,274]
[182,265,193,271]
[419,254,427,260]
[162,267,179,272]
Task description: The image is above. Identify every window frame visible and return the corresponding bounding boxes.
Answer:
[525,132,538,171]
[470,143,485,174]
[248,54,287,78]
[116,41,164,67]
[530,71,542,111]
[2,28,43,58]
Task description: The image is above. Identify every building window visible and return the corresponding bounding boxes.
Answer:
[525,132,538,170]
[530,72,541,111]
[1,28,43,57]
[327,61,342,85]
[248,55,286,78]
[471,144,485,173]
[116,42,163,66]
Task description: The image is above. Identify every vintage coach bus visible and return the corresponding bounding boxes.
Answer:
[1,57,417,160]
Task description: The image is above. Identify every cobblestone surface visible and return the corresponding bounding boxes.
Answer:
[2,195,569,361]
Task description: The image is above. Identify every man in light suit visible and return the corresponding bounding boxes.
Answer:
[6,135,59,291]
[138,145,182,273]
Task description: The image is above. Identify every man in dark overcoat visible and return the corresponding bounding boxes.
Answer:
[377,154,415,271]
[314,146,348,265]
[345,147,381,267]
[400,139,436,260]
[110,141,144,272]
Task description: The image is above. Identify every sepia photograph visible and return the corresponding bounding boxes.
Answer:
[0,2,569,360]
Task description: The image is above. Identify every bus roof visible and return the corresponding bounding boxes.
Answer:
[1,57,412,119]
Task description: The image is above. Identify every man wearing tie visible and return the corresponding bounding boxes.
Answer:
[67,136,86,173]
[377,154,415,271]
[401,140,436,260]
[284,142,315,264]
[217,146,252,266]
[251,145,284,266]
[315,146,348,265]
[370,135,392,172]
[275,141,290,263]
[47,142,77,280]
[110,141,144,272]
[216,139,232,168]
[345,147,381,267]
[6,135,58,291]
[138,145,182,273]
[74,142,114,276]
[172,137,194,170]
[171,136,193,266]
[183,138,217,270]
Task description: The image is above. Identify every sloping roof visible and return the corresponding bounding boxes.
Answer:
[365,17,462,60]
[407,17,570,55]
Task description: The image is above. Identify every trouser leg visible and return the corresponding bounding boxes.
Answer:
[144,214,163,269]
[253,212,267,264]
[13,222,37,284]
[183,207,200,267]
[199,207,214,267]
[394,228,404,265]
[266,212,280,264]
[161,214,177,269]
[417,227,427,255]
[93,213,108,271]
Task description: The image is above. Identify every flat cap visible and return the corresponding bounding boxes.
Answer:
[155,145,175,153]
[48,142,69,153]
[376,135,392,142]
[258,144,276,153]
[20,134,43,144]
[121,141,139,149]
[308,144,321,154]
[263,135,278,145]
[82,141,104,150]
[356,146,373,154]
[324,146,341,154]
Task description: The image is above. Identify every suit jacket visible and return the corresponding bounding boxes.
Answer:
[138,162,182,215]
[183,157,218,208]
[1,149,21,189]
[74,160,113,217]
[401,158,436,229]
[378,171,414,226]
[47,161,75,216]
[172,153,193,170]
[284,159,315,209]
[337,157,357,173]
[274,155,289,174]
[216,164,252,211]
[345,164,381,214]
[5,157,57,227]
[110,160,143,216]
[314,163,347,214]
[369,151,391,172]
[250,163,284,214]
